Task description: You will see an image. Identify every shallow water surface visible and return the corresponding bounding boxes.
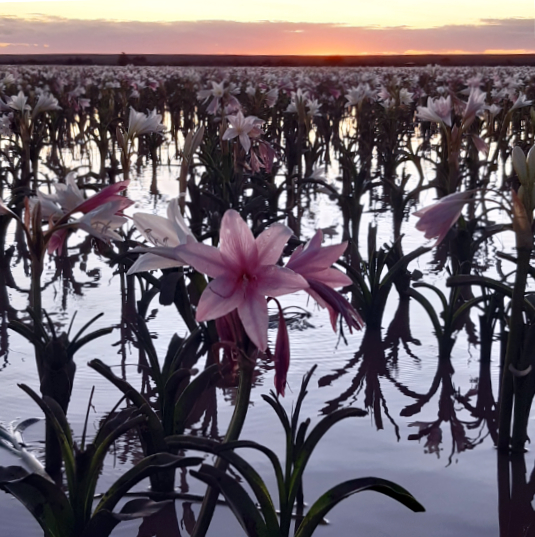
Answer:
[0,164,524,537]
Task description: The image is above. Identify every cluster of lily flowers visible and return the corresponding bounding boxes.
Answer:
[127,202,363,394]
[1,162,363,395]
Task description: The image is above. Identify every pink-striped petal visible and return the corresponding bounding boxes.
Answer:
[311,267,352,288]
[75,180,131,214]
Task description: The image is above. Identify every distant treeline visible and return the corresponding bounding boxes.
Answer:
[0,52,535,67]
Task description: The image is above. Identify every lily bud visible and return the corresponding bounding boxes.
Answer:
[512,145,535,217]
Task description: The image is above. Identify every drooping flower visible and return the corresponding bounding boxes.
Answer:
[285,230,364,332]
[42,177,133,254]
[127,198,196,274]
[179,210,308,351]
[413,190,475,246]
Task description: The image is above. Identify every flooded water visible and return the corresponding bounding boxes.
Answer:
[0,63,532,536]
[0,163,520,537]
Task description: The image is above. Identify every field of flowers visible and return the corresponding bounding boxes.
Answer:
[0,64,533,536]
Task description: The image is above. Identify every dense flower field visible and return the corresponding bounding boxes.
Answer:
[0,64,533,536]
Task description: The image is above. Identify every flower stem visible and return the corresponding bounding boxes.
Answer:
[498,246,531,452]
[191,358,254,537]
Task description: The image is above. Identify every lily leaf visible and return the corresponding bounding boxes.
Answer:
[81,499,170,537]
[191,464,270,537]
[295,477,425,537]
[0,466,74,537]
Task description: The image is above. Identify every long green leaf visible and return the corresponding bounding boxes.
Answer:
[381,246,431,289]
[0,466,74,537]
[291,366,317,442]
[81,499,169,537]
[68,327,113,357]
[407,288,444,338]
[87,359,165,447]
[191,464,270,537]
[18,385,77,494]
[95,454,202,514]
[288,408,367,510]
[173,364,220,435]
[295,477,425,537]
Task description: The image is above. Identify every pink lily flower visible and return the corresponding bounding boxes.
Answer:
[413,190,474,246]
[286,230,364,332]
[179,210,308,351]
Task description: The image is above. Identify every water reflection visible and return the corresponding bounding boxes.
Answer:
[498,453,535,537]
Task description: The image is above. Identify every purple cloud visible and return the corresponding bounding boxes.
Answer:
[0,16,533,55]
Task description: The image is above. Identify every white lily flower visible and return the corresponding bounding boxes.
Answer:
[416,96,452,127]
[7,91,30,113]
[126,107,165,140]
[222,111,263,153]
[511,92,533,111]
[128,197,196,275]
[75,200,127,243]
[37,172,84,218]
[32,93,61,120]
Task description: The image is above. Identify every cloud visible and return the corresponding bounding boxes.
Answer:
[0,15,533,55]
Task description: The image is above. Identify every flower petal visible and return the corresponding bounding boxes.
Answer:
[311,267,352,288]
[255,223,292,265]
[238,290,268,350]
[256,265,308,297]
[179,241,228,278]
[127,252,185,275]
[196,276,243,322]
[133,212,182,247]
[219,210,257,270]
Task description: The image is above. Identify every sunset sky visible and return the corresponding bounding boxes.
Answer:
[0,0,533,55]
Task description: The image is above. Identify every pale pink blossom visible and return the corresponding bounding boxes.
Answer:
[286,230,364,332]
[222,111,263,153]
[179,210,308,351]
[413,191,474,246]
[416,96,452,127]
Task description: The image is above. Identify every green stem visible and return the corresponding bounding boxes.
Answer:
[30,254,44,378]
[498,247,531,452]
[191,358,254,537]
